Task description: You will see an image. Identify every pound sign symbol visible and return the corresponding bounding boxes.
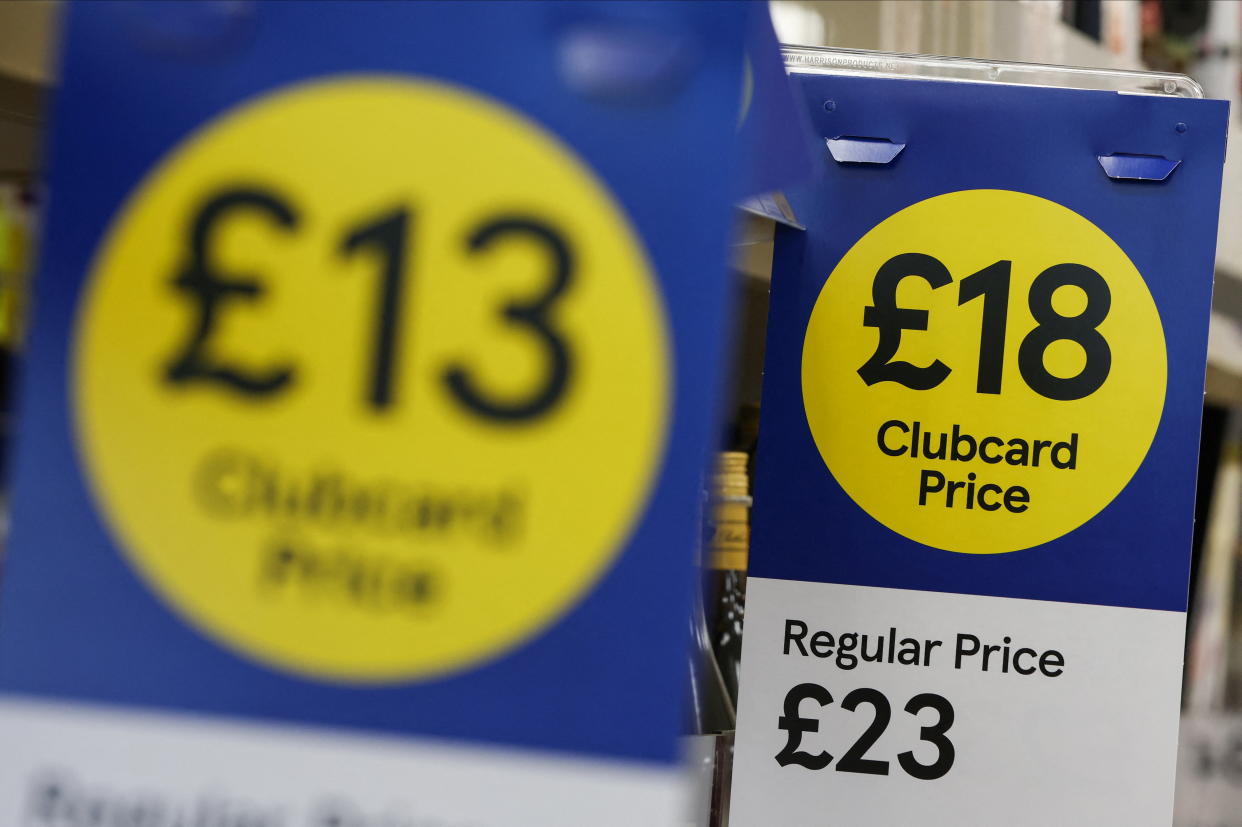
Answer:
[164,187,299,397]
[774,682,833,770]
[857,252,952,390]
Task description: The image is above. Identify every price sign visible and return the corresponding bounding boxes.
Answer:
[75,77,669,683]
[802,188,1166,554]
[0,3,760,825]
[731,70,1228,825]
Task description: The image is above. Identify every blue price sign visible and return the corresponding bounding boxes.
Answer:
[731,68,1228,825]
[0,3,759,825]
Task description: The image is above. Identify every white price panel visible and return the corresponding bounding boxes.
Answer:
[733,579,1184,825]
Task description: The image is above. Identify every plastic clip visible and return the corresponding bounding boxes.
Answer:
[1097,153,1180,182]
[826,137,905,165]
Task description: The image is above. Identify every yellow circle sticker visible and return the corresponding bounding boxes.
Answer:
[802,189,1165,554]
[76,77,670,682]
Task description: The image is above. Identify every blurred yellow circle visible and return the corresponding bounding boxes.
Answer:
[76,76,670,682]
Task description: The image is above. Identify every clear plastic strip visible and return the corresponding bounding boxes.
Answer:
[782,45,1203,98]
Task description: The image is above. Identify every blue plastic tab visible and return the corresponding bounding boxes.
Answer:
[558,20,699,104]
[1097,153,1181,181]
[826,136,905,165]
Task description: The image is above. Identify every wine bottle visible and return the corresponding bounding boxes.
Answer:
[709,451,750,706]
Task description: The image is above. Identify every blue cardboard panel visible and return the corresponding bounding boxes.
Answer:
[753,73,1228,613]
[0,0,754,766]
[735,10,817,197]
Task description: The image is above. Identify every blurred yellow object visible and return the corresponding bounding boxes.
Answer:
[0,185,31,349]
[74,78,670,683]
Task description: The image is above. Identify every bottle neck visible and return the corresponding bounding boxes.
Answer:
[708,493,750,572]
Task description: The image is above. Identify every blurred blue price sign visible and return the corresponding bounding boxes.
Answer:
[0,3,762,824]
[730,68,1228,825]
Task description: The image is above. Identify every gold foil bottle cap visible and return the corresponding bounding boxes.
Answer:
[710,451,750,570]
